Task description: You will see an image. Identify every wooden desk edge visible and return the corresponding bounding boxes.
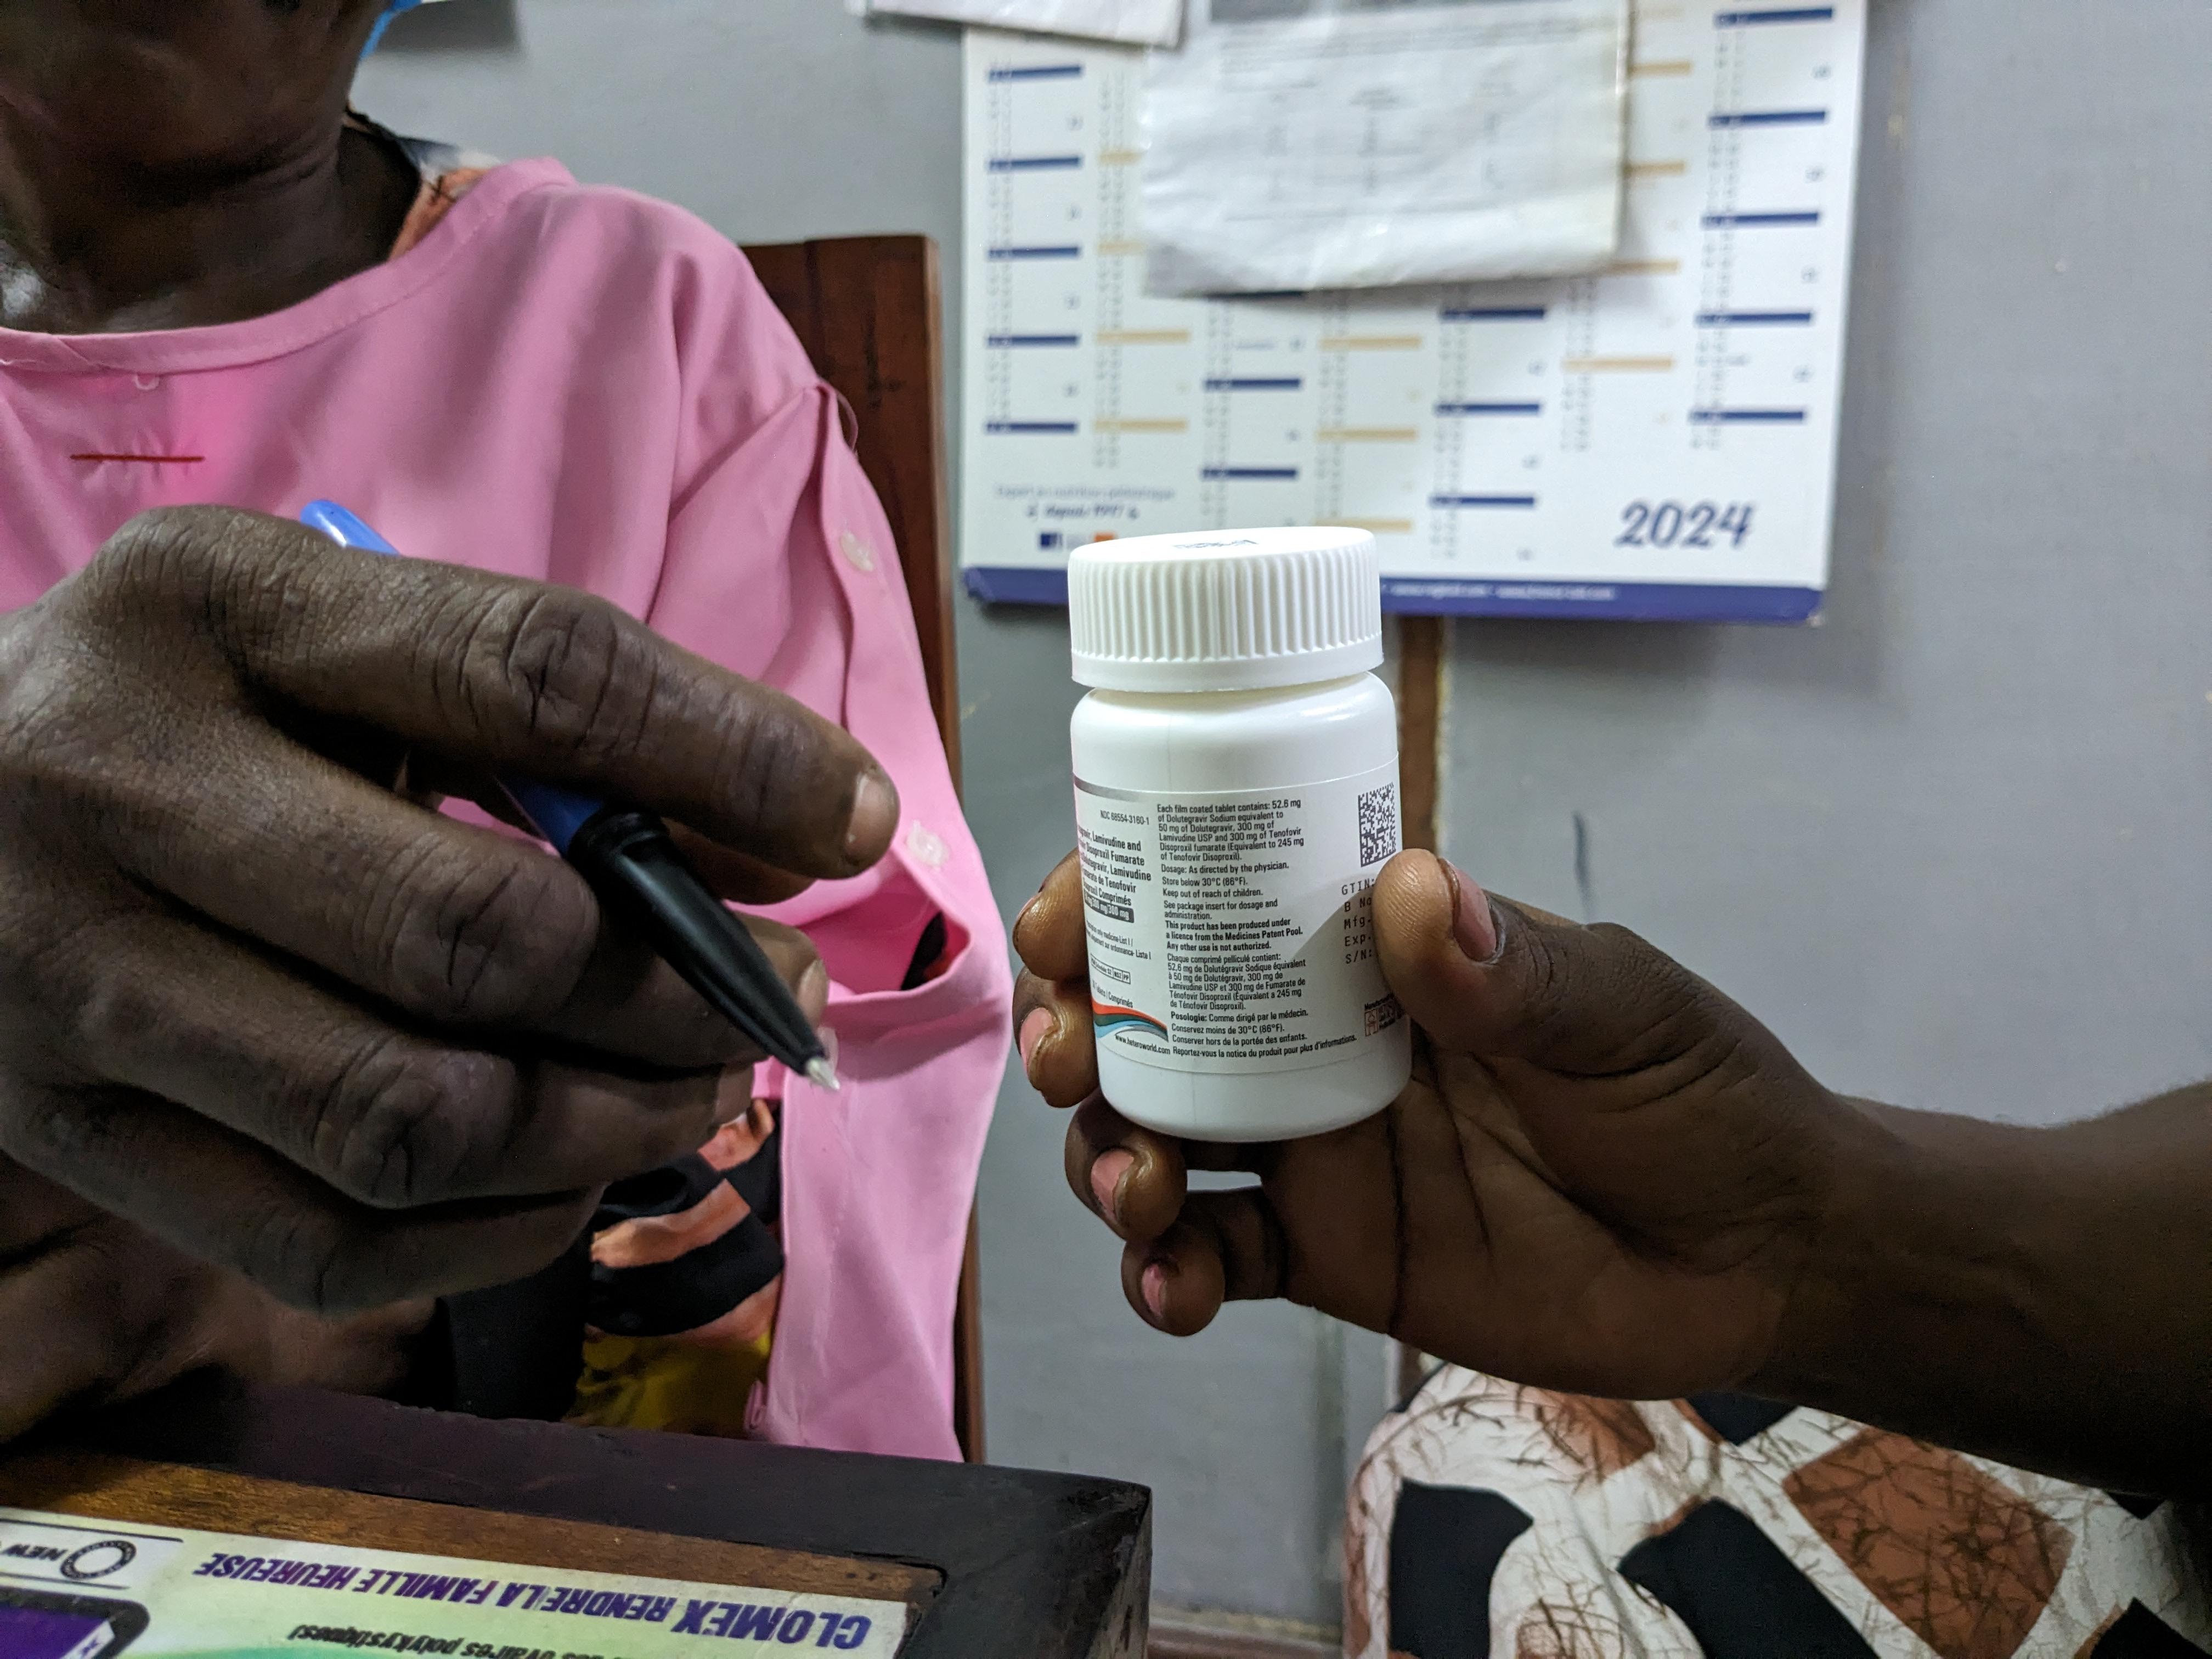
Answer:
[14,1379,1151,1659]
[0,1451,938,1611]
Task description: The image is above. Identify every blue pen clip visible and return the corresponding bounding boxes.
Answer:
[300,500,606,853]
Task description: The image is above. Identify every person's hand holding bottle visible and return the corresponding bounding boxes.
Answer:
[1013,847,2212,1498]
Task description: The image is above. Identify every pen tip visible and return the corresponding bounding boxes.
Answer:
[805,1057,842,1093]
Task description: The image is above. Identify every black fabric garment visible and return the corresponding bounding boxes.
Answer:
[585,1146,787,1339]
[1388,1483,1534,1659]
[726,1108,782,1225]
[1616,1501,1881,1659]
[2090,1604,2212,1659]
[904,912,949,991]
[437,1229,591,1420]
[1683,1392,1797,1444]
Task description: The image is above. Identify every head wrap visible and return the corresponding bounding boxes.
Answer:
[362,0,422,54]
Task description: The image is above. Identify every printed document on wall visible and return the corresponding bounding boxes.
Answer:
[851,0,1182,47]
[1144,0,1629,295]
[960,4,1869,623]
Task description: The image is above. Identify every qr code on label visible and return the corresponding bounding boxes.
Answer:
[1357,783,1400,867]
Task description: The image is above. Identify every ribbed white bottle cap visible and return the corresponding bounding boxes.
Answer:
[1068,527,1383,693]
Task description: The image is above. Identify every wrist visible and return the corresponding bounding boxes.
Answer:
[1750,1096,2202,1492]
[1756,1099,2039,1407]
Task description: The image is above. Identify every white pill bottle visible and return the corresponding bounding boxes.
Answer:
[1067,527,1413,1143]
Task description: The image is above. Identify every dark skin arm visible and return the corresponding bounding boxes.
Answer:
[1768,1091,2212,1491]
[1014,848,2212,1497]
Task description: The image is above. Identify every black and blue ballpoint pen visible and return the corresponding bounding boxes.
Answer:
[300,500,838,1093]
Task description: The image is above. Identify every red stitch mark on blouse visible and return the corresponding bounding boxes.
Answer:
[70,453,205,464]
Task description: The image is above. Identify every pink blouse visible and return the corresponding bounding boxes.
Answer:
[0,157,1011,1461]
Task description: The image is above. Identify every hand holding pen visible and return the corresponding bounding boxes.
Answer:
[304,501,843,1093]
[0,504,891,1320]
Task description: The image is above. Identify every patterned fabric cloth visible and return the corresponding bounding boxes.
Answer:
[367,117,953,1437]
[571,1103,788,1433]
[1348,1367,2211,1659]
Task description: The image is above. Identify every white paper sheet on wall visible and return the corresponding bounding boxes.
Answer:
[850,0,1183,47]
[1143,0,1629,296]
[960,4,1869,622]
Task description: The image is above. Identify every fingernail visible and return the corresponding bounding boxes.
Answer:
[844,768,899,863]
[1445,860,1500,963]
[1017,1007,1057,1074]
[1090,1148,1135,1222]
[1012,891,1042,946]
[798,958,830,1020]
[1141,1259,1170,1323]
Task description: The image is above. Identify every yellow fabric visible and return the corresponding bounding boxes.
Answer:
[566,1330,771,1437]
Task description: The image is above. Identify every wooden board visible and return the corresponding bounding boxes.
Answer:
[0,1451,934,1612]
[742,236,959,787]
[1392,614,1448,1406]
[1395,616,1445,858]
[1148,1623,1336,1659]
[18,1378,1149,1659]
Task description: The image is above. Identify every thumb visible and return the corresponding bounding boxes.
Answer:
[1374,850,1712,1074]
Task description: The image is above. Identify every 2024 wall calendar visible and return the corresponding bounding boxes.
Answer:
[959,3,1869,622]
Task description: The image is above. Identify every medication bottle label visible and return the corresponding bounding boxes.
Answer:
[1074,764,1405,1075]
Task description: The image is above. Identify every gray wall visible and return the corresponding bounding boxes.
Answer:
[1448,0,2212,1128]
[360,0,2212,1632]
